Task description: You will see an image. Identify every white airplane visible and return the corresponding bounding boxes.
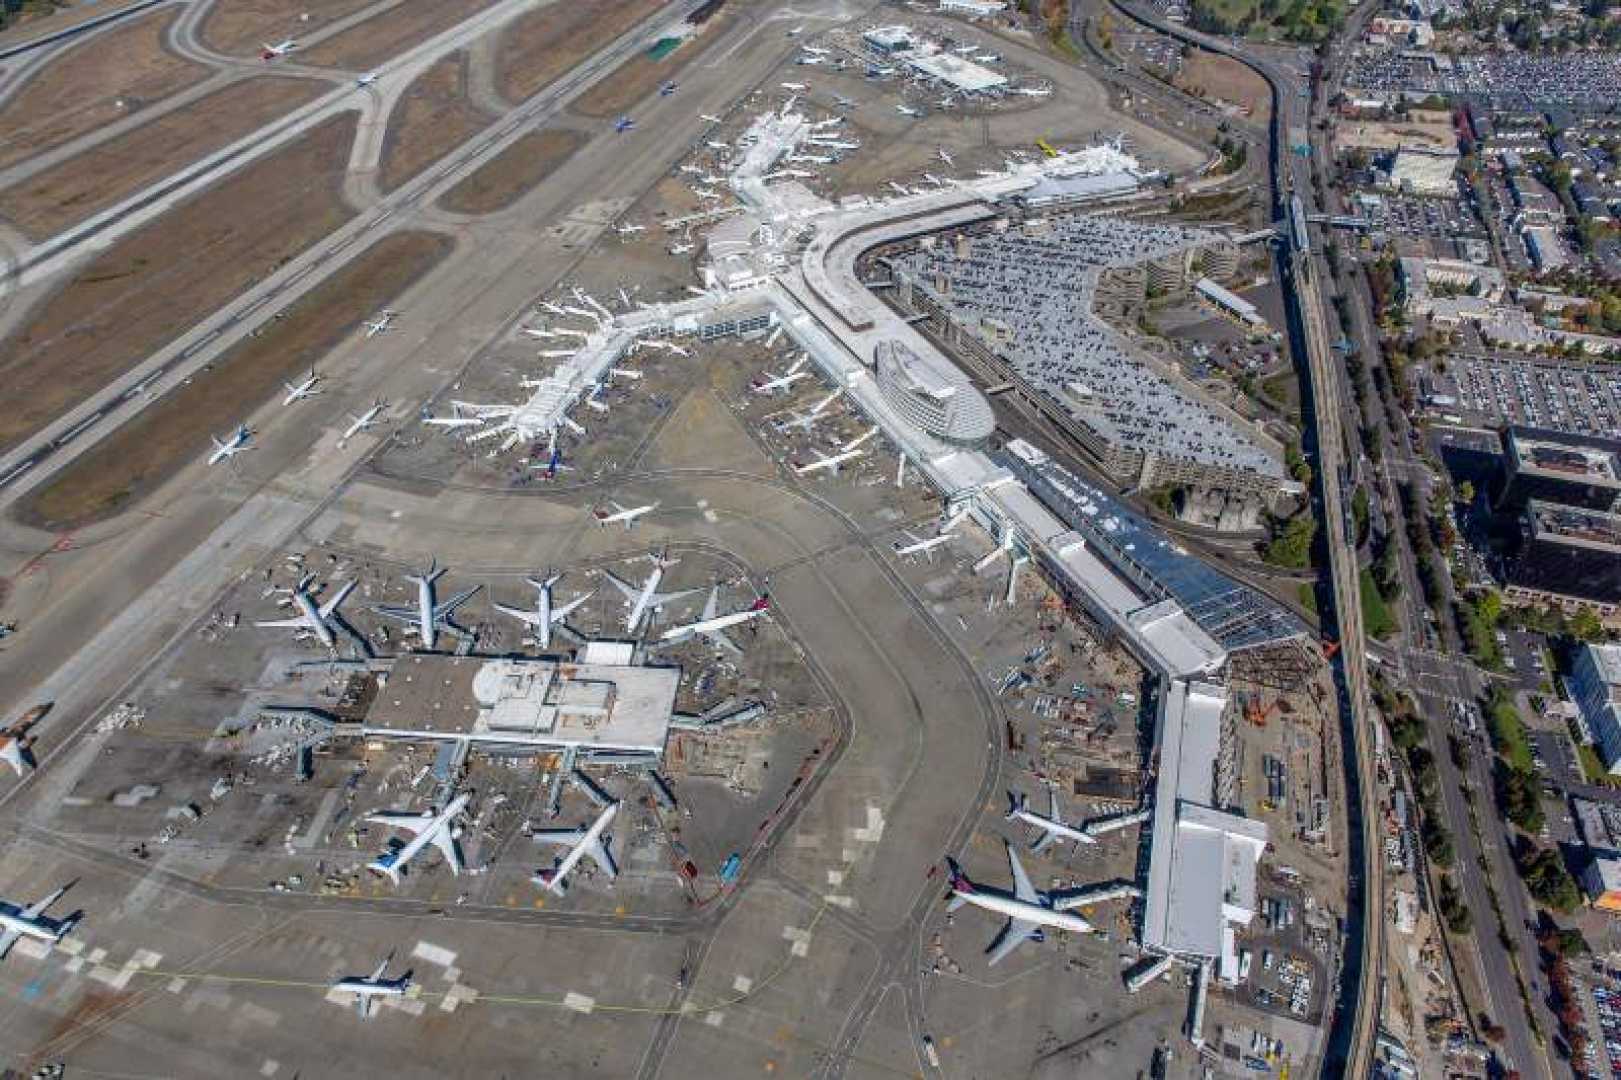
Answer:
[801,44,830,55]
[644,340,690,357]
[704,139,729,151]
[785,24,803,36]
[752,354,810,394]
[0,884,78,960]
[282,369,322,404]
[0,704,46,779]
[614,222,646,237]
[781,81,808,91]
[700,113,724,124]
[1007,787,1098,851]
[538,301,568,317]
[601,551,701,634]
[787,153,834,165]
[355,72,379,87]
[896,103,922,117]
[793,428,876,476]
[256,576,356,650]
[888,181,913,196]
[366,792,470,884]
[341,400,386,442]
[593,500,657,530]
[532,801,618,896]
[922,172,946,187]
[208,425,253,465]
[693,187,721,202]
[807,137,858,150]
[975,53,1000,63]
[658,589,770,653]
[373,561,479,651]
[946,844,1094,965]
[668,242,695,255]
[1011,86,1052,97]
[779,388,841,431]
[493,573,592,650]
[798,54,827,65]
[424,403,485,429]
[261,38,297,58]
[364,311,396,338]
[937,146,954,167]
[332,955,411,1019]
[892,530,955,561]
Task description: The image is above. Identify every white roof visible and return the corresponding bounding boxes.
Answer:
[906,49,1008,91]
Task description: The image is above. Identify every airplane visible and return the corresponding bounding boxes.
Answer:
[261,39,297,59]
[332,955,412,1019]
[888,181,913,196]
[659,81,678,96]
[355,72,379,87]
[892,530,955,561]
[866,66,895,78]
[780,81,808,91]
[366,792,470,884]
[787,153,834,165]
[668,242,695,255]
[778,388,841,431]
[751,354,810,394]
[896,103,922,117]
[593,500,657,530]
[372,560,480,651]
[341,400,386,442]
[692,187,721,202]
[801,44,830,55]
[937,146,954,167]
[255,576,356,651]
[644,340,690,357]
[945,844,1094,965]
[614,222,647,236]
[0,883,78,959]
[658,590,770,654]
[493,573,592,650]
[703,137,729,149]
[0,703,47,779]
[282,369,322,404]
[600,550,701,634]
[922,172,946,187]
[975,53,1001,63]
[797,54,826,65]
[614,115,635,133]
[424,403,485,429]
[785,24,803,36]
[1007,787,1098,851]
[807,137,858,150]
[1010,85,1052,97]
[793,428,876,476]
[532,801,619,896]
[537,301,568,317]
[208,425,253,465]
[364,311,396,337]
[833,94,858,109]
[533,442,575,479]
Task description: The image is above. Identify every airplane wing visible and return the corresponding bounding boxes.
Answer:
[434,585,479,620]
[355,994,372,1020]
[431,828,463,875]
[0,740,31,777]
[372,605,420,625]
[552,591,593,621]
[651,587,703,608]
[531,827,587,848]
[700,588,719,622]
[1029,827,1057,854]
[1005,842,1037,904]
[254,614,312,630]
[367,810,432,835]
[585,835,618,879]
[701,626,743,656]
[23,886,65,920]
[0,927,19,960]
[318,580,356,618]
[370,957,390,981]
[599,571,642,603]
[985,917,1041,966]
[492,601,540,628]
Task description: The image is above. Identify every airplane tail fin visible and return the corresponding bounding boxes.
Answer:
[751,595,771,612]
[1004,792,1025,820]
[945,858,972,894]
[533,867,567,896]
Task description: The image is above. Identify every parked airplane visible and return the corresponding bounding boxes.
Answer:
[699,113,724,124]
[946,844,1094,965]
[614,115,635,133]
[208,426,253,465]
[658,590,770,653]
[355,72,379,87]
[364,311,397,337]
[896,103,922,117]
[373,561,479,651]
[282,369,322,404]
[366,792,470,884]
[937,146,954,167]
[261,38,297,59]
[601,551,700,634]
[532,801,618,896]
[668,242,695,255]
[797,54,826,65]
[888,181,913,196]
[752,354,810,394]
[659,80,678,96]
[785,25,803,36]
[780,81,808,91]
[779,388,841,431]
[341,401,386,442]
[0,703,47,779]
[614,222,646,237]
[0,884,78,959]
[793,428,876,475]
[256,577,356,651]
[644,340,690,357]
[493,573,591,650]
[593,500,658,530]
[892,529,955,561]
[424,403,484,429]
[1007,787,1098,851]
[801,44,830,55]
[1010,85,1051,97]
[332,955,412,1019]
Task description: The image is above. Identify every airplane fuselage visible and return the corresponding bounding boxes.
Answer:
[1014,808,1096,845]
[626,567,663,633]
[0,911,59,944]
[543,802,618,895]
[294,591,337,648]
[951,888,1094,935]
[415,578,437,650]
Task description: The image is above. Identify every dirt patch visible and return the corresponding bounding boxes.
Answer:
[295,0,498,70]
[568,14,733,120]
[0,112,358,456]
[16,230,453,530]
[437,128,585,214]
[379,50,492,192]
[199,0,379,57]
[0,76,326,240]
[1175,49,1270,122]
[0,8,212,171]
[495,0,664,106]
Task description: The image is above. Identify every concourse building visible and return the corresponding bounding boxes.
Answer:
[874,339,995,445]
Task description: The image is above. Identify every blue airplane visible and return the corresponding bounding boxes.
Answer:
[614,115,635,133]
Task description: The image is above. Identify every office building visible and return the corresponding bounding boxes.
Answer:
[1497,427,1621,514]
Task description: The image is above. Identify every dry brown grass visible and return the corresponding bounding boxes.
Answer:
[495,0,663,106]
[569,12,733,119]
[295,0,498,70]
[0,76,326,240]
[379,50,492,192]
[198,0,378,57]
[1176,49,1271,122]
[0,9,211,171]
[15,230,454,530]
[0,113,359,456]
[437,128,585,214]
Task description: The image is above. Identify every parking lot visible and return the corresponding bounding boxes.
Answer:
[1433,353,1621,438]
[1347,48,1621,107]
[1359,189,1487,243]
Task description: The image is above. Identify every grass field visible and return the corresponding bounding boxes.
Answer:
[1175,49,1271,121]
[198,0,377,57]
[295,0,498,70]
[437,128,586,214]
[0,8,211,171]
[379,51,492,192]
[15,230,454,531]
[0,76,325,240]
[0,113,358,456]
[495,0,663,106]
